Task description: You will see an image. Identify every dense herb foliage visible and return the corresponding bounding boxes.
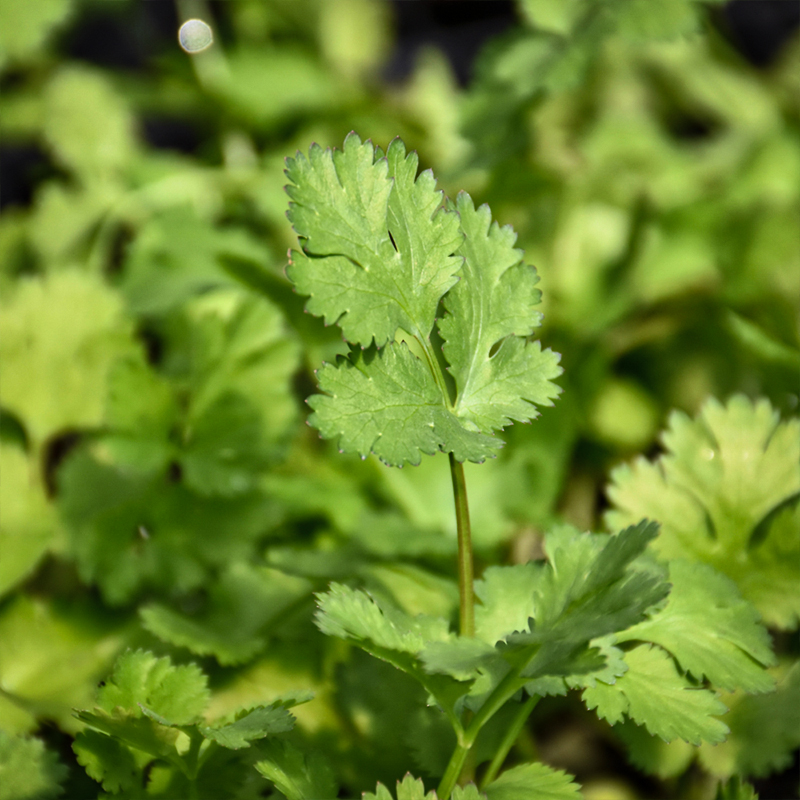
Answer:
[1,1,798,799]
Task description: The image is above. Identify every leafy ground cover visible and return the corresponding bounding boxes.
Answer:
[1,1,798,799]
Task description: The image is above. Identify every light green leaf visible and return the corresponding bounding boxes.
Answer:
[199,702,296,749]
[73,709,180,764]
[484,762,582,800]
[72,729,138,794]
[255,739,338,800]
[617,560,775,692]
[287,135,562,466]
[519,521,669,643]
[583,644,729,745]
[96,650,209,725]
[698,662,800,779]
[606,395,800,629]
[0,444,57,597]
[140,564,311,666]
[286,134,461,346]
[43,66,135,178]
[121,209,272,314]
[0,731,67,800]
[315,583,450,654]
[468,563,545,645]
[0,0,72,66]
[362,774,436,800]
[714,777,759,800]
[0,596,123,735]
[441,193,562,431]
[452,785,487,800]
[615,719,696,779]
[0,270,138,450]
[309,344,499,466]
[609,0,699,42]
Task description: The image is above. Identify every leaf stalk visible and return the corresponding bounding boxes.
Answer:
[449,453,474,639]
[479,694,539,789]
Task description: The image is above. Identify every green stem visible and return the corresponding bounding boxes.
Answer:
[439,668,530,798]
[437,744,470,800]
[479,695,539,789]
[449,453,474,639]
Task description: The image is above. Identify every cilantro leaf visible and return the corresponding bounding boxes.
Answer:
[286,135,562,466]
[583,644,729,744]
[121,208,271,315]
[314,584,469,725]
[473,563,539,646]
[72,728,139,794]
[58,444,275,604]
[198,702,296,749]
[315,583,451,653]
[318,522,669,731]
[362,774,436,800]
[103,356,176,475]
[0,444,57,597]
[95,649,209,725]
[309,344,499,466]
[616,560,776,693]
[0,0,71,65]
[0,269,138,451]
[103,288,300,497]
[43,66,135,178]
[453,786,486,800]
[72,709,181,766]
[140,564,311,666]
[606,395,800,629]
[255,739,338,800]
[0,596,123,735]
[714,777,759,800]
[286,134,462,346]
[441,193,561,431]
[0,731,67,800]
[698,662,800,779]
[484,762,582,800]
[523,522,667,640]
[75,650,314,797]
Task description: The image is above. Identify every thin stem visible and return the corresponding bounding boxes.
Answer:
[437,744,470,800]
[479,695,539,789]
[449,453,474,639]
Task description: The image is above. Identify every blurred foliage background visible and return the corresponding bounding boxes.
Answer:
[0,0,799,798]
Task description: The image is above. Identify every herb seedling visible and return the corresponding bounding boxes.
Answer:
[283,135,778,799]
[285,132,562,640]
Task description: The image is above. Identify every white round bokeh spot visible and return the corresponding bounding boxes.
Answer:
[178,19,213,54]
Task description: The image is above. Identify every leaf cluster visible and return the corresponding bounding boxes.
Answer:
[72,650,332,799]
[286,134,563,466]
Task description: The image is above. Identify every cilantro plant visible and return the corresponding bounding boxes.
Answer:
[284,135,778,799]
[2,1,799,798]
[285,132,562,643]
[72,649,334,800]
